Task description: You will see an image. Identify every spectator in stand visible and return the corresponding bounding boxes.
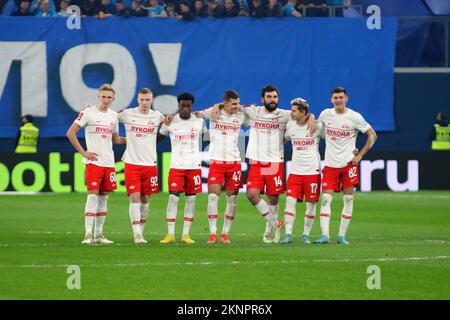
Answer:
[30,0,56,15]
[284,0,301,17]
[115,0,131,15]
[12,0,34,15]
[96,0,113,18]
[56,0,70,16]
[248,0,266,18]
[131,0,147,16]
[193,0,206,17]
[238,6,248,16]
[80,0,100,16]
[223,0,239,17]
[266,0,283,17]
[165,1,176,17]
[176,0,194,20]
[147,0,167,17]
[204,0,223,18]
[36,0,56,15]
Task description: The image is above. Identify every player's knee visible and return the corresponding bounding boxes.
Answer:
[321,193,333,206]
[246,190,259,203]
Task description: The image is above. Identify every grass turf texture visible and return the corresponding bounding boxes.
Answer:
[0,191,449,300]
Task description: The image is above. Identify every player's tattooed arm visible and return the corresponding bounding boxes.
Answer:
[112,132,126,145]
[66,123,98,161]
[211,102,224,121]
[351,128,377,165]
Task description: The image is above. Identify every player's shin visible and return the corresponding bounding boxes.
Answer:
[222,195,237,234]
[129,202,141,235]
[303,201,316,236]
[84,194,98,237]
[265,204,279,236]
[207,193,219,234]
[319,193,333,238]
[338,195,353,237]
[140,202,149,233]
[166,194,179,235]
[183,195,196,236]
[284,196,297,235]
[94,195,108,238]
[255,200,277,228]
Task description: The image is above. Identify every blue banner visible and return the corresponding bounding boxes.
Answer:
[0,17,397,138]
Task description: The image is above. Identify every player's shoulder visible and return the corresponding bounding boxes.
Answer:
[80,104,95,113]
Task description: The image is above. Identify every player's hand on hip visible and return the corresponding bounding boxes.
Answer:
[83,151,98,161]
[351,155,362,166]
[353,148,359,156]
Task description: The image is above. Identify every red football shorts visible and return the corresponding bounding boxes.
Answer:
[124,163,159,195]
[286,173,321,202]
[208,160,243,190]
[85,164,117,191]
[247,161,285,196]
[322,162,359,192]
[168,168,203,194]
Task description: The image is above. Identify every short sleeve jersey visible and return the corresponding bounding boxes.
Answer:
[118,107,165,166]
[159,114,205,170]
[318,107,372,168]
[74,105,118,168]
[285,120,323,175]
[243,105,290,163]
[203,108,248,161]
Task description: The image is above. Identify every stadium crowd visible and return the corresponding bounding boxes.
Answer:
[2,0,351,19]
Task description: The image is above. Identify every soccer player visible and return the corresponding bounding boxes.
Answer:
[280,97,323,244]
[118,88,165,244]
[159,93,205,244]
[202,89,248,244]
[66,83,124,244]
[314,87,377,245]
[243,85,290,243]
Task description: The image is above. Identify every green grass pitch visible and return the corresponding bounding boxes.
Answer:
[0,191,449,300]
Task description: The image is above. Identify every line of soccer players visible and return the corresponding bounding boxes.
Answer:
[66,83,377,245]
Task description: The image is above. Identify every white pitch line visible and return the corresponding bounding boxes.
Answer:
[0,256,448,269]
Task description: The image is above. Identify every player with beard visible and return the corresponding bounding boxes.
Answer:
[214,85,316,243]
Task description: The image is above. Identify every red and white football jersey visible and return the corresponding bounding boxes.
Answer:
[243,105,290,163]
[318,108,372,168]
[159,114,205,170]
[74,105,118,168]
[285,120,323,175]
[203,108,248,162]
[118,107,164,166]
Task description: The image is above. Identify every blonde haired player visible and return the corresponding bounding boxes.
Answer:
[281,98,323,244]
[314,87,377,245]
[66,84,125,244]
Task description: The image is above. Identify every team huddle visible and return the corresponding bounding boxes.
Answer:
[66,84,377,245]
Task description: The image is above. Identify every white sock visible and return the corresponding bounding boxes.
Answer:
[166,194,179,235]
[222,195,237,235]
[303,201,316,236]
[94,195,108,237]
[183,195,196,235]
[265,204,279,235]
[284,196,297,235]
[84,194,98,236]
[207,193,219,234]
[140,202,149,234]
[255,199,277,228]
[338,195,354,237]
[319,193,333,238]
[129,202,141,235]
